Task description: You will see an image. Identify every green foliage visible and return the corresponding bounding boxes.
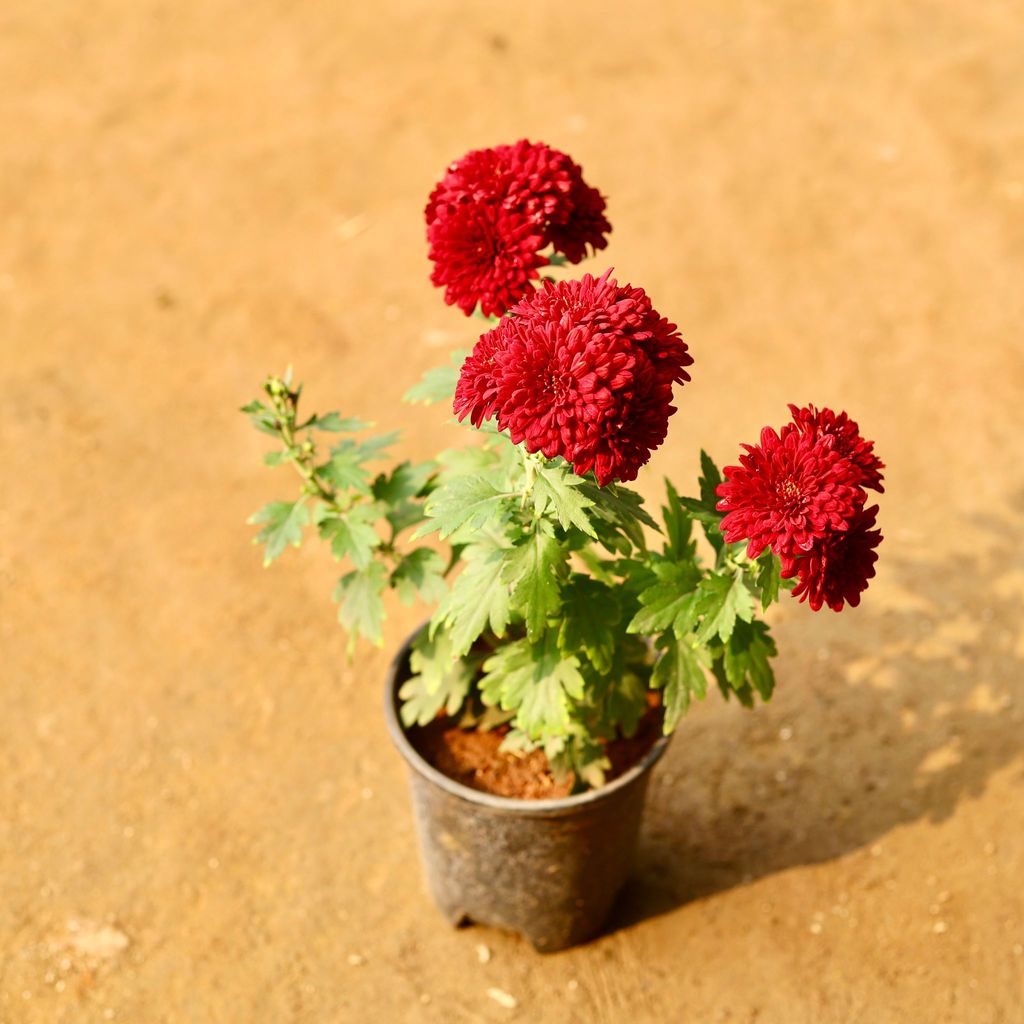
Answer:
[480,633,585,740]
[502,522,567,642]
[399,629,477,727]
[245,371,789,791]
[652,635,709,732]
[391,548,447,606]
[434,542,511,657]
[249,499,310,566]
[403,349,469,406]
[334,563,388,646]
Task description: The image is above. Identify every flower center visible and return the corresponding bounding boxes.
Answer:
[778,477,802,501]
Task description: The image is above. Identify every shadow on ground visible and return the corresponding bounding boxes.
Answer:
[609,510,1024,931]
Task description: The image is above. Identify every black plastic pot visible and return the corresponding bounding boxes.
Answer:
[384,629,670,952]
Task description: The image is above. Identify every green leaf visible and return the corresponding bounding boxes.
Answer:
[652,635,709,732]
[391,548,447,606]
[403,350,469,406]
[661,478,694,559]
[721,619,777,700]
[434,544,511,656]
[578,480,659,552]
[699,449,723,508]
[372,460,432,506]
[333,562,388,645]
[241,399,280,437]
[262,449,296,467]
[249,499,310,566]
[315,505,381,569]
[319,445,371,494]
[502,523,567,642]
[480,634,585,740]
[398,629,475,727]
[693,572,756,645]
[558,577,621,673]
[755,551,782,609]
[355,430,400,459]
[531,462,596,538]
[627,560,703,636]
[300,412,370,432]
[416,475,509,540]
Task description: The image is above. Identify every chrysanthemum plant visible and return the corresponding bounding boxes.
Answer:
[245,141,884,788]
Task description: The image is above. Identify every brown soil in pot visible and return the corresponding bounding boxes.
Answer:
[409,697,664,799]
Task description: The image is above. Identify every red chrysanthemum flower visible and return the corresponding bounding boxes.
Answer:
[426,140,611,316]
[715,427,864,567]
[427,202,548,318]
[545,177,611,265]
[453,272,690,485]
[785,403,885,492]
[791,505,883,611]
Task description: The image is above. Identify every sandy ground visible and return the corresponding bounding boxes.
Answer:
[2,1,1024,1021]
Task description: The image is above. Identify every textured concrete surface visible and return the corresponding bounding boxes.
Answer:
[2,2,1023,1021]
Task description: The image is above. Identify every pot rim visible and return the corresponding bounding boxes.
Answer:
[383,625,671,816]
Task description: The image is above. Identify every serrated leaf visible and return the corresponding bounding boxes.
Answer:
[391,548,447,606]
[333,562,387,645]
[480,634,585,740]
[755,551,782,609]
[241,399,281,437]
[398,629,475,727]
[558,577,620,673]
[699,449,723,507]
[434,544,511,656]
[249,499,309,566]
[403,350,470,405]
[722,619,777,700]
[372,461,433,505]
[627,560,703,636]
[502,524,566,642]
[693,572,756,645]
[316,506,381,569]
[416,475,509,540]
[300,412,370,432]
[319,445,371,494]
[262,449,296,467]
[661,478,694,559]
[652,635,709,732]
[532,462,596,537]
[578,480,658,552]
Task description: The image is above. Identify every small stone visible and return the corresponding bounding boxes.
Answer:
[347,954,365,966]
[983,842,997,856]
[779,726,793,741]
[55,981,66,993]
[487,987,518,1009]
[103,1010,115,1020]
[360,787,374,800]
[1012,944,1023,956]
[809,922,823,935]
[870,844,883,857]
[476,944,491,964]
[207,857,219,869]
[567,979,579,991]
[933,921,948,934]
[420,994,431,1005]
[937,891,950,904]
[774,769,788,784]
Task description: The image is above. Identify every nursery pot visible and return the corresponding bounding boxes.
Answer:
[384,628,671,953]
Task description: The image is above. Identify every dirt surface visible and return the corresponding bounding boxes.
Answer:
[2,1,1024,1021]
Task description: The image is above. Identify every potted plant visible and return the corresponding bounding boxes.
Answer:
[242,140,885,951]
